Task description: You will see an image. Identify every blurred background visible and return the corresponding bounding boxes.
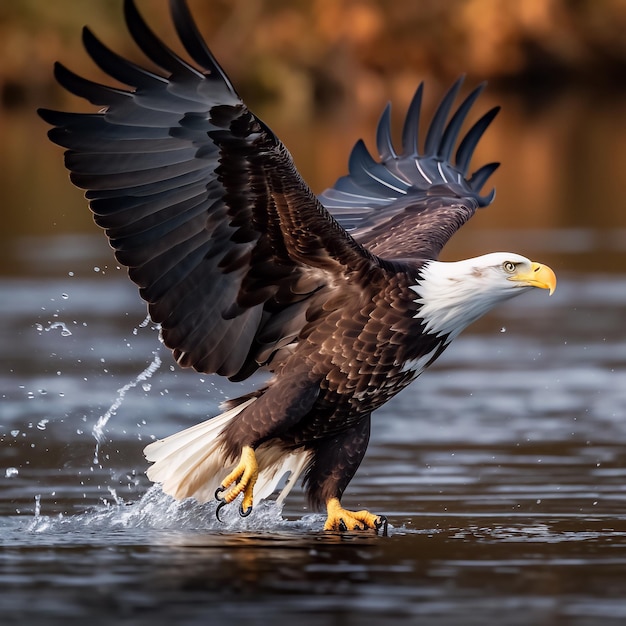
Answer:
[2,5,626,623]
[1,0,625,277]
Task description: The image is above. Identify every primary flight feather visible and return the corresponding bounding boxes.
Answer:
[39,0,556,532]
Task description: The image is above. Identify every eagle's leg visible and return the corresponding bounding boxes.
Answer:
[215,445,258,518]
[305,414,387,534]
[215,374,321,520]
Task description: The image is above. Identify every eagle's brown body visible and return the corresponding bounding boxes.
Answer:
[220,264,442,508]
[39,0,555,530]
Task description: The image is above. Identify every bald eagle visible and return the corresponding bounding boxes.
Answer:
[39,0,556,532]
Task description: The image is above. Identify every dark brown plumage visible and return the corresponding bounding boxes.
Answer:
[39,0,555,531]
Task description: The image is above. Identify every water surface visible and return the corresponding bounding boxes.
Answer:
[2,89,626,624]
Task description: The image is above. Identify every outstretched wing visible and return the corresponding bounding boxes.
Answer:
[38,0,379,381]
[319,79,500,260]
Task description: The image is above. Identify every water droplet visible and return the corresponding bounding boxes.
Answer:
[500,327,506,333]
[93,266,100,273]
[26,391,35,400]
[142,383,151,392]
[68,271,74,277]
[10,430,20,437]
[61,293,69,300]
[37,419,49,431]
[5,467,18,478]
[38,321,73,337]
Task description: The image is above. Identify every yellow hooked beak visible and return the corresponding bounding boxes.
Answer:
[509,261,557,295]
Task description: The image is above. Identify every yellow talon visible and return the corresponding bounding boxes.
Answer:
[323,497,388,534]
[215,446,258,517]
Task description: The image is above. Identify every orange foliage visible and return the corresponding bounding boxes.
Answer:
[1,0,625,112]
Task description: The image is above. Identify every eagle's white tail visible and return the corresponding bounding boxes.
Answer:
[143,397,309,506]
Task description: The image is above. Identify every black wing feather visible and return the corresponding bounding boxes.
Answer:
[123,0,204,82]
[53,62,131,107]
[169,0,236,92]
[455,106,501,175]
[468,162,500,194]
[39,0,379,381]
[424,77,463,155]
[82,27,167,91]
[438,82,485,160]
[347,140,410,197]
[375,103,397,161]
[401,82,424,156]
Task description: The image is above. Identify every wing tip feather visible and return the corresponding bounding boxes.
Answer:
[375,102,396,161]
[400,82,424,156]
[423,75,465,155]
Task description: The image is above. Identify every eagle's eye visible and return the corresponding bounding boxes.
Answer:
[503,261,517,273]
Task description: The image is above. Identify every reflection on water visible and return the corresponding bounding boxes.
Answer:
[2,87,626,624]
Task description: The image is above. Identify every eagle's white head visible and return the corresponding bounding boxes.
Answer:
[411,252,556,341]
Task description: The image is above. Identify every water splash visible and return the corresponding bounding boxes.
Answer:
[35,321,72,337]
[34,488,391,538]
[26,486,291,534]
[105,486,292,532]
[24,485,399,538]
[92,348,162,464]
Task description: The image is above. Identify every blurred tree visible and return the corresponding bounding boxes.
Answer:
[1,0,625,112]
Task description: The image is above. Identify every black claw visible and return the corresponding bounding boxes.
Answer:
[214,485,226,501]
[338,519,348,532]
[375,515,389,537]
[215,499,228,523]
[239,504,252,518]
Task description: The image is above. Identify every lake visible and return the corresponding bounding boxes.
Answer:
[1,80,626,624]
